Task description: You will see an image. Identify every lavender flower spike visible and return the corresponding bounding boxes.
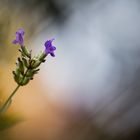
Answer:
[44,39,56,57]
[12,28,25,46]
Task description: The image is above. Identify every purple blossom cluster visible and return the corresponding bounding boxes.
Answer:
[13,28,56,57]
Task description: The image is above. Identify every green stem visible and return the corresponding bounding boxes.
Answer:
[0,69,29,114]
[0,85,20,114]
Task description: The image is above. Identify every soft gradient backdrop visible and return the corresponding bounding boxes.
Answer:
[0,0,140,140]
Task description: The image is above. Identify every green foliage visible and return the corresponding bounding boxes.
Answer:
[0,113,22,131]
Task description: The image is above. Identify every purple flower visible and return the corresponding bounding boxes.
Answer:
[12,28,25,46]
[44,39,56,57]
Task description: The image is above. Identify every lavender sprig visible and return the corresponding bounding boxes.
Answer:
[0,28,56,114]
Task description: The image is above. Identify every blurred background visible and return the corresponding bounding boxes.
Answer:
[0,0,140,139]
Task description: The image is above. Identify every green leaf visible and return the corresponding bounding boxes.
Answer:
[0,113,22,131]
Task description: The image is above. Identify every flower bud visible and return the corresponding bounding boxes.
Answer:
[22,57,29,68]
[20,77,30,86]
[32,69,40,74]
[31,61,41,69]
[30,59,36,68]
[39,52,47,62]
[21,47,31,58]
[17,58,24,75]
[26,69,34,77]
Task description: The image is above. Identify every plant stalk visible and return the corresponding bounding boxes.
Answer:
[0,85,20,114]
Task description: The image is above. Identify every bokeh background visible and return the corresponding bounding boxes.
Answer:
[0,0,140,139]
